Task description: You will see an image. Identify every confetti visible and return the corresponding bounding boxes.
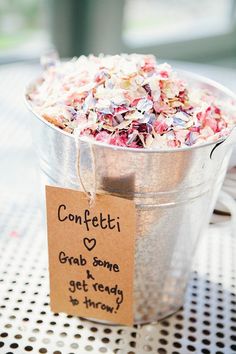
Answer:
[28,54,236,149]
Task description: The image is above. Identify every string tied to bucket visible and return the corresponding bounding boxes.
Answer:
[74,130,97,207]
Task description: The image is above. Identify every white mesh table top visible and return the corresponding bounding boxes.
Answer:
[0,62,236,354]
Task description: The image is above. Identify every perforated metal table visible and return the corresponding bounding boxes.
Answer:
[0,63,236,354]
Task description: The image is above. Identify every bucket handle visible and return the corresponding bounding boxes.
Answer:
[217,190,236,236]
[211,127,236,235]
[210,127,236,160]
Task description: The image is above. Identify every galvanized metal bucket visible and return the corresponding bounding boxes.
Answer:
[26,71,236,324]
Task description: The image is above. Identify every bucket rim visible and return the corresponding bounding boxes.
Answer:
[25,68,236,154]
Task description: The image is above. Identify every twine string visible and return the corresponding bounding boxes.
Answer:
[74,132,96,207]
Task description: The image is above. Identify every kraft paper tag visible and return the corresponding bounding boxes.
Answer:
[45,186,136,326]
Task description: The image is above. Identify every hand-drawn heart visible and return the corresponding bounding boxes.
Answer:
[83,237,96,251]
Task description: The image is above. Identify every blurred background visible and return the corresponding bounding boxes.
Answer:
[0,0,236,66]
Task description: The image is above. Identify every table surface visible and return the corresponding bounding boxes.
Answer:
[0,62,236,354]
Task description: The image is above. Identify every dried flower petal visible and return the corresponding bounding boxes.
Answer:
[29,54,236,150]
